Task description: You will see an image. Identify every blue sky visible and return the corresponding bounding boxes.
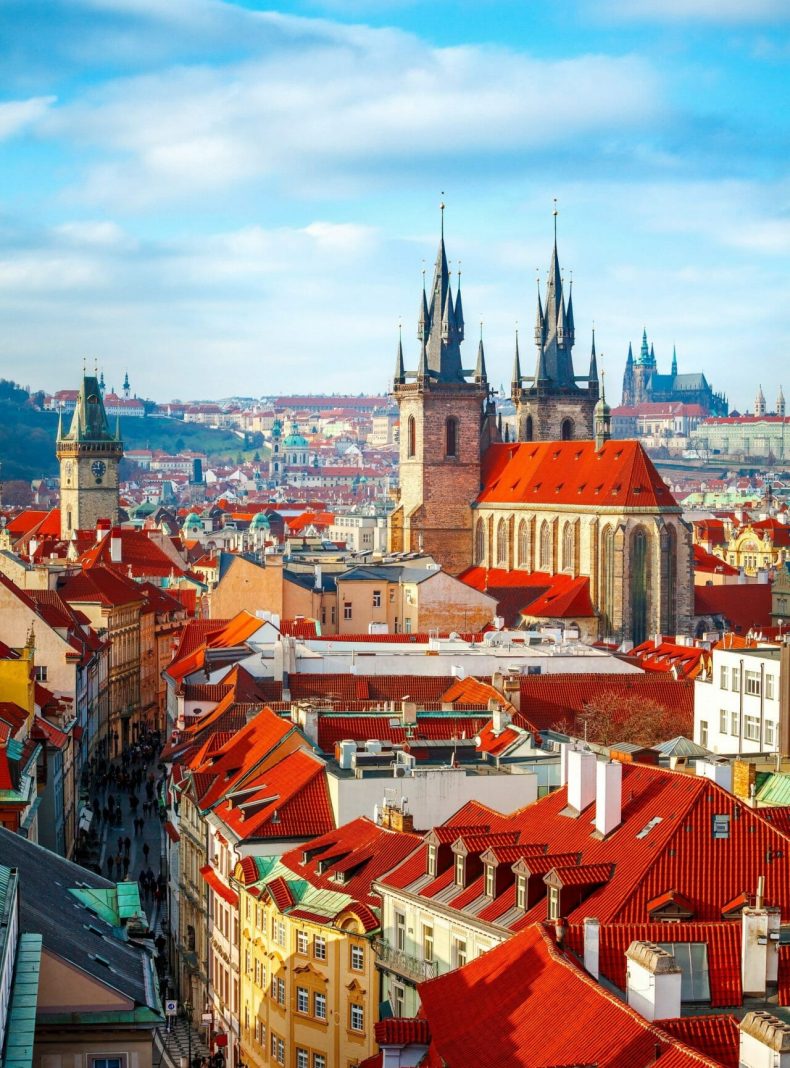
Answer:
[0,0,787,405]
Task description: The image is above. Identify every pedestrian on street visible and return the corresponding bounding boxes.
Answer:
[142,842,150,863]
[106,854,114,878]
[124,835,131,855]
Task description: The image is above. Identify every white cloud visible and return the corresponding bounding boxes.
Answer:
[595,0,790,21]
[0,96,55,140]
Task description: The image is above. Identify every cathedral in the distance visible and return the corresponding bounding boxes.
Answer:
[57,373,124,539]
[621,329,728,415]
[388,211,693,644]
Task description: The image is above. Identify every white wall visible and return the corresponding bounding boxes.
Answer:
[694,647,780,755]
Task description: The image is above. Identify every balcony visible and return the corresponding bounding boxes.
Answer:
[374,939,438,983]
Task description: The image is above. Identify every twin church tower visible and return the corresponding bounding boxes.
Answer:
[389,210,604,573]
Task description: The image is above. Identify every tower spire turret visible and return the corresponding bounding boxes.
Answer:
[511,330,522,393]
[671,345,678,377]
[475,321,487,384]
[589,327,598,385]
[394,324,405,385]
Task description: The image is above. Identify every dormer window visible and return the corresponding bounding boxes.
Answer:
[485,864,495,899]
[427,844,437,878]
[516,875,526,911]
[455,854,465,887]
[548,885,560,921]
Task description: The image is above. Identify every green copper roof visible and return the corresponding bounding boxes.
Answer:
[61,375,121,444]
[69,882,146,929]
[755,772,790,807]
[3,932,42,1068]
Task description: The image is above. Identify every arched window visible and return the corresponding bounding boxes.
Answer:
[474,519,485,565]
[600,526,615,637]
[446,417,458,458]
[525,415,534,442]
[517,519,530,569]
[496,518,508,566]
[630,527,651,646]
[407,416,416,458]
[561,418,574,441]
[66,508,72,532]
[562,522,575,573]
[539,521,552,571]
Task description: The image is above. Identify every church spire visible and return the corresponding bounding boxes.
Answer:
[421,200,464,382]
[511,330,522,392]
[417,269,429,342]
[475,321,487,383]
[588,327,598,385]
[534,274,544,345]
[566,272,575,344]
[671,345,678,377]
[454,267,464,342]
[639,328,649,365]
[394,324,405,385]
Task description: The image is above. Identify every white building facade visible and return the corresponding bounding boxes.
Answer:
[694,645,782,755]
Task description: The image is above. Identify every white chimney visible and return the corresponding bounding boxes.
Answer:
[492,703,512,736]
[337,740,356,770]
[314,564,322,591]
[595,760,622,837]
[625,941,682,1023]
[583,917,600,979]
[567,749,596,813]
[96,517,111,541]
[739,1011,790,1068]
[559,741,574,787]
[293,702,319,746]
[110,527,122,563]
[741,906,782,998]
[401,700,417,726]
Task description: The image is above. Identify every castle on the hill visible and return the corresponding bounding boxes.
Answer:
[621,330,728,415]
[388,215,693,644]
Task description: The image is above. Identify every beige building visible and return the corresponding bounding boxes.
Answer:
[335,564,496,635]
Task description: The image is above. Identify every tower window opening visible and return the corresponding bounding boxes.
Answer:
[446,417,458,458]
[407,415,416,458]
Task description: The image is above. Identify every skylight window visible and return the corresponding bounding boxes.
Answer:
[636,816,663,839]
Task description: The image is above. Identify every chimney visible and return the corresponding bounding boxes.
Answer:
[583,917,600,979]
[625,941,682,1023]
[595,759,622,836]
[314,564,322,592]
[401,700,417,726]
[491,701,512,736]
[110,527,122,563]
[739,1012,790,1068]
[96,517,111,541]
[292,702,319,746]
[741,905,782,997]
[567,748,596,813]
[502,670,521,712]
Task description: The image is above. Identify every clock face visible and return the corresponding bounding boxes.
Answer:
[91,460,107,481]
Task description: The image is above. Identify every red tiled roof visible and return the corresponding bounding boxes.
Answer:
[374,1019,430,1046]
[163,820,180,843]
[477,440,679,510]
[316,715,486,752]
[521,575,596,620]
[657,1016,740,1068]
[59,565,144,609]
[417,923,718,1068]
[693,544,739,576]
[80,528,186,578]
[629,639,707,679]
[0,703,28,734]
[31,715,69,750]
[199,864,239,906]
[694,583,773,634]
[517,673,694,734]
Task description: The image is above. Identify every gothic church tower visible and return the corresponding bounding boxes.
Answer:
[512,220,598,440]
[388,210,494,575]
[57,373,124,539]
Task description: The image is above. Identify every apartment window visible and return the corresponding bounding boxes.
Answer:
[404,617,412,634]
[297,1051,309,1068]
[331,606,336,625]
[548,886,560,921]
[350,944,364,971]
[452,938,467,969]
[350,1004,364,1032]
[744,715,760,742]
[516,875,526,911]
[34,666,48,682]
[276,1037,285,1065]
[719,710,728,735]
[393,983,405,1017]
[720,665,728,689]
[244,949,251,975]
[297,930,308,955]
[427,843,437,877]
[314,935,327,961]
[455,854,465,886]
[314,992,327,1020]
[485,865,495,898]
[423,925,434,963]
[90,1060,125,1068]
[313,1057,326,1068]
[766,720,776,748]
[343,604,352,621]
[275,919,286,947]
[297,986,309,1014]
[373,590,381,608]
[699,721,708,748]
[730,710,740,737]
[389,587,395,603]
[273,976,286,1006]
[766,674,776,700]
[745,671,761,696]
[732,666,741,690]
[395,913,406,952]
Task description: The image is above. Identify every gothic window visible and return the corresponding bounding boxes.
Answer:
[630,526,651,646]
[445,417,458,459]
[474,519,485,565]
[666,525,677,635]
[496,518,508,566]
[561,418,574,441]
[66,508,72,532]
[600,526,615,638]
[539,521,552,571]
[517,519,530,569]
[562,522,575,573]
[407,416,416,459]
[525,415,534,442]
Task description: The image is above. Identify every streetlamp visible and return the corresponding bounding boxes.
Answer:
[183,999,193,1068]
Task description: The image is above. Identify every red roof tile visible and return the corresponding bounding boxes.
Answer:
[199,864,238,906]
[657,1015,740,1068]
[694,583,773,634]
[374,1019,431,1046]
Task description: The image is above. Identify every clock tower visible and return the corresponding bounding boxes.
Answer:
[57,373,124,539]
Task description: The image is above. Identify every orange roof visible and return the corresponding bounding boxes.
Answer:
[477,440,678,509]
